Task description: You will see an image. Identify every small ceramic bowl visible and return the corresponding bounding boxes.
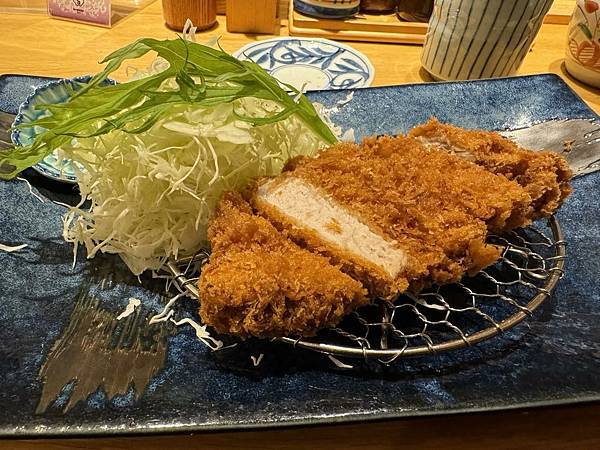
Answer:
[565,0,600,88]
[293,0,360,19]
[11,76,115,183]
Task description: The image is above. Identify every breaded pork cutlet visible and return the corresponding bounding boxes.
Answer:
[198,192,367,338]
[252,135,535,298]
[410,118,572,218]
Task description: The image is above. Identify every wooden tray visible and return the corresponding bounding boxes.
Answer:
[217,0,290,18]
[546,0,575,25]
[289,0,574,45]
[288,5,427,44]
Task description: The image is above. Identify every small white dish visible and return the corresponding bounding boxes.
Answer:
[233,37,375,91]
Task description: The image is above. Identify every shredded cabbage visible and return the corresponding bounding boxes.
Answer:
[2,37,338,275]
[0,243,28,253]
[61,97,326,274]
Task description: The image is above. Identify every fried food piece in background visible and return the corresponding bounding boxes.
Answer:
[198,192,368,338]
[410,118,572,218]
[253,135,532,298]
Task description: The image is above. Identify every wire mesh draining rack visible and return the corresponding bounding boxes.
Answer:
[164,217,565,364]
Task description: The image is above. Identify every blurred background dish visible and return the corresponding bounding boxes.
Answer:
[233,37,374,91]
[360,0,398,14]
[421,0,554,81]
[293,0,361,19]
[396,0,433,22]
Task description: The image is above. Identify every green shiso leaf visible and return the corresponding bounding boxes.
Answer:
[0,37,337,180]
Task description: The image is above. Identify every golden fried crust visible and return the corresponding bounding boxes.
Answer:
[198,192,368,338]
[200,126,572,337]
[252,193,406,297]
[409,118,573,218]
[254,136,521,295]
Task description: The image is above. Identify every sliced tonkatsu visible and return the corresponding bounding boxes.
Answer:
[198,124,572,338]
[198,192,367,338]
[252,135,534,297]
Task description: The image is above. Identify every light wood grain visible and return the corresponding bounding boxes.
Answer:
[162,0,217,31]
[547,0,575,25]
[217,0,289,18]
[0,2,599,448]
[226,0,279,34]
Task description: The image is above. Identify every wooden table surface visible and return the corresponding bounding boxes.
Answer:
[2,0,600,112]
[1,1,599,448]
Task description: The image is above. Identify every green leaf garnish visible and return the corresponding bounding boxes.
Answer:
[0,37,337,179]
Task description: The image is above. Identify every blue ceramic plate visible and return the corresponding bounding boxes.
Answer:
[233,37,375,91]
[0,73,599,437]
[12,76,115,184]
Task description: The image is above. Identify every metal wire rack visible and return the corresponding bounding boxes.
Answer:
[164,217,565,364]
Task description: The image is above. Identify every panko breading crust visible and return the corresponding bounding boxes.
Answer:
[198,192,367,338]
[198,124,572,338]
[410,118,572,218]
[254,135,532,296]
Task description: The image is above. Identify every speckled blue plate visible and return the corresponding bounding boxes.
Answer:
[0,73,599,437]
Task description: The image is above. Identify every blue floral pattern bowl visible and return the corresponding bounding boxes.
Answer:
[233,37,374,91]
[11,76,115,184]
